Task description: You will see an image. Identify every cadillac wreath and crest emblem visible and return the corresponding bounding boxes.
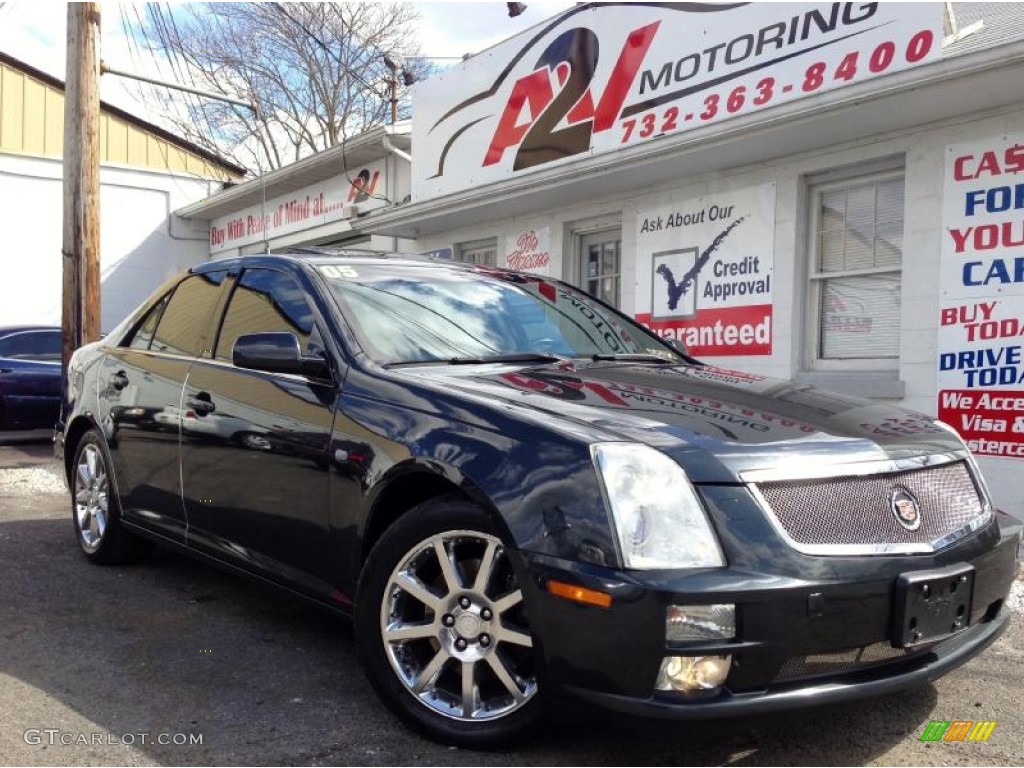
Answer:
[891,487,922,531]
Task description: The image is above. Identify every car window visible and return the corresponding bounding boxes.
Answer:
[0,330,62,360]
[127,292,172,350]
[150,271,227,357]
[215,268,315,362]
[319,264,679,365]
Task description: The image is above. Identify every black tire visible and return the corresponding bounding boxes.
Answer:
[71,429,154,565]
[355,495,541,748]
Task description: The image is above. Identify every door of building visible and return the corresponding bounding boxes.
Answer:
[578,229,623,307]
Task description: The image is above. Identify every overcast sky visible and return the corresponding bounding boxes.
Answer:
[0,1,575,118]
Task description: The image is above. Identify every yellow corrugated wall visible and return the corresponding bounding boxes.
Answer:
[0,58,237,180]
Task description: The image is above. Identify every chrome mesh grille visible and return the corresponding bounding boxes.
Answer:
[754,461,984,550]
[775,643,920,682]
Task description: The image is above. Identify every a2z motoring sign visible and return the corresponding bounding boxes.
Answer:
[937,135,1024,459]
[412,3,941,199]
[635,184,775,356]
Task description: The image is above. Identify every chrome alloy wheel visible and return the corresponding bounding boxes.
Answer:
[380,530,537,721]
[75,444,109,551]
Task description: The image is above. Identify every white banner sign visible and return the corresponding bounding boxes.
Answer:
[209,159,387,254]
[937,134,1024,459]
[504,227,551,274]
[635,183,776,356]
[413,2,942,199]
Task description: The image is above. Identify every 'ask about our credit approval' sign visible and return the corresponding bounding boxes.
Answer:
[937,135,1024,459]
[634,183,775,357]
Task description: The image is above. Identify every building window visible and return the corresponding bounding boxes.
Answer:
[579,229,622,307]
[454,238,497,266]
[807,168,904,370]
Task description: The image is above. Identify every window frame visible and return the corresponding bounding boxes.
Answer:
[125,271,229,359]
[211,266,320,365]
[124,292,173,351]
[454,237,498,266]
[804,163,906,373]
[579,229,623,309]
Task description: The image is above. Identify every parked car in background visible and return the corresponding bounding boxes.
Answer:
[0,325,61,431]
[56,253,1021,747]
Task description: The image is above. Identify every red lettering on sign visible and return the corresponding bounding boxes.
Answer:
[591,22,660,132]
[484,22,659,166]
[484,70,554,166]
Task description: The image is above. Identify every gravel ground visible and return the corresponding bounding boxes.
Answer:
[1,433,1022,767]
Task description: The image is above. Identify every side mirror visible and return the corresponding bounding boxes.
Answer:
[232,332,331,378]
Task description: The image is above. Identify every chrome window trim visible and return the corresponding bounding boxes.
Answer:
[743,451,994,556]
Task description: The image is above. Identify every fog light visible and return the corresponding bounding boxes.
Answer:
[655,655,731,692]
[666,604,735,641]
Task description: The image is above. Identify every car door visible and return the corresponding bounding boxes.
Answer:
[180,266,337,594]
[0,330,62,428]
[98,270,228,542]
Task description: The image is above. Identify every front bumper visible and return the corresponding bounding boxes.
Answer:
[560,610,1008,719]
[517,511,1020,719]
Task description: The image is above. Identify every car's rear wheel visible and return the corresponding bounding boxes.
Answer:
[72,429,153,564]
[356,496,540,747]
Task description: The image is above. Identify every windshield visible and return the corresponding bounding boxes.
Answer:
[317,263,685,366]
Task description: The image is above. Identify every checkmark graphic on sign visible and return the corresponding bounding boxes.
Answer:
[655,217,746,310]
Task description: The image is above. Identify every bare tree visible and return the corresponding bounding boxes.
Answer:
[141,2,426,172]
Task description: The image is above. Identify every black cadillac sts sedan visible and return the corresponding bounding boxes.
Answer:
[56,252,1020,746]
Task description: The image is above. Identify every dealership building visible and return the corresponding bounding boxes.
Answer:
[178,2,1024,517]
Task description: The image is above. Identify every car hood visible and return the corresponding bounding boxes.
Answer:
[405,362,963,483]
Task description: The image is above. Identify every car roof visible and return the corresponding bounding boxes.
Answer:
[189,248,484,276]
[0,325,61,336]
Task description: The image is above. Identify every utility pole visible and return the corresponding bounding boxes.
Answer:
[385,56,399,125]
[62,3,101,372]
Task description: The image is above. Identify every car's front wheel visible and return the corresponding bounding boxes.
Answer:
[72,429,153,564]
[356,496,540,747]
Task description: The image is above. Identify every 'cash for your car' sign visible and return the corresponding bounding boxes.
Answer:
[937,135,1024,459]
[635,183,775,356]
[412,3,941,200]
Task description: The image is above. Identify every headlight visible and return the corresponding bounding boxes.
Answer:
[591,442,725,569]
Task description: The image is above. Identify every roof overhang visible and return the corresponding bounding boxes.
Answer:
[0,50,246,178]
[366,40,1024,239]
[175,123,411,221]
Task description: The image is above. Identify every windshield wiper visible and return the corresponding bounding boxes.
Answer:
[387,352,571,368]
[589,353,679,364]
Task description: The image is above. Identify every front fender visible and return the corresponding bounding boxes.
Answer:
[351,390,619,568]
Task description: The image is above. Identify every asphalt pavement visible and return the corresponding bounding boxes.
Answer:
[1,431,1022,766]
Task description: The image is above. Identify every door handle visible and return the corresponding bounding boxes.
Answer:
[186,393,216,416]
[110,371,129,391]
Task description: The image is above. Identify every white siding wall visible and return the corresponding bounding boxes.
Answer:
[0,153,217,333]
[415,104,1024,517]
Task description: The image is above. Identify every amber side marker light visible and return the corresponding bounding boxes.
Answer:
[547,579,613,608]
